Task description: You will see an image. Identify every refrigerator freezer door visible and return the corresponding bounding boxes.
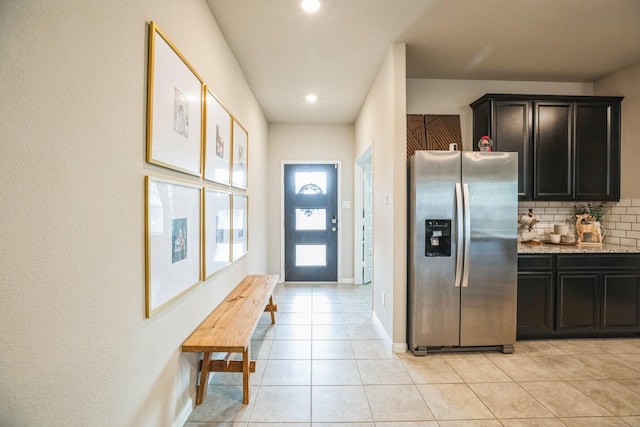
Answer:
[460,152,518,347]
[408,151,461,350]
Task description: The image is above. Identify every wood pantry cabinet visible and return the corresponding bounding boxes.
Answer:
[517,253,640,339]
[471,94,623,201]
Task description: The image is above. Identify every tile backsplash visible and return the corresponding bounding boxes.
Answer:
[518,199,640,248]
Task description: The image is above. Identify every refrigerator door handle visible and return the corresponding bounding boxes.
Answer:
[454,183,463,288]
[462,183,471,287]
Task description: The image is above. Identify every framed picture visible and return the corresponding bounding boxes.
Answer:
[204,188,231,279]
[231,119,248,189]
[145,176,201,317]
[203,87,232,185]
[146,21,203,176]
[232,194,248,260]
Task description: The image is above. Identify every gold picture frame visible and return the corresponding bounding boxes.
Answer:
[145,176,202,317]
[203,87,233,185]
[204,188,232,279]
[232,194,248,260]
[146,21,204,176]
[231,119,248,189]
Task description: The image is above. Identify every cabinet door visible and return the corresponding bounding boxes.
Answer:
[494,101,531,199]
[574,102,620,200]
[407,114,427,158]
[601,274,640,331]
[517,272,553,336]
[533,102,573,199]
[556,273,599,331]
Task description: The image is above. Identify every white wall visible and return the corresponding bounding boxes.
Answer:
[406,79,593,150]
[267,124,355,282]
[0,1,267,426]
[355,44,407,350]
[595,61,640,199]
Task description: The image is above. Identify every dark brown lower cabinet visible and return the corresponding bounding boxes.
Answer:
[602,274,640,331]
[517,253,640,339]
[556,273,599,331]
[517,272,553,335]
[517,254,554,338]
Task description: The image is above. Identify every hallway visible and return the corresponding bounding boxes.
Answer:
[184,282,640,426]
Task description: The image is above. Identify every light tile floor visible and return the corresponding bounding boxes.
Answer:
[184,282,640,427]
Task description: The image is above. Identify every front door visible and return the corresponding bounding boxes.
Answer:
[284,163,338,282]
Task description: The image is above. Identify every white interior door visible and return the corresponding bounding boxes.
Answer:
[362,165,373,284]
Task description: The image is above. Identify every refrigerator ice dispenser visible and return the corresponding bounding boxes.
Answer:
[425,219,451,257]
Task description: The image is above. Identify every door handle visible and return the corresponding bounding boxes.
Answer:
[454,183,463,288]
[331,226,337,232]
[462,183,471,288]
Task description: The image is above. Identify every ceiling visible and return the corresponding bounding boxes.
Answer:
[206,0,640,124]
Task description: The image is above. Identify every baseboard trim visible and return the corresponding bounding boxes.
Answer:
[172,392,195,427]
[371,312,392,349]
[371,312,408,354]
[392,342,408,353]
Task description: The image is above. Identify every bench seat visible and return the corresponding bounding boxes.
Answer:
[182,274,278,405]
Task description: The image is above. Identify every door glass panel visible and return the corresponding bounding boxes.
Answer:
[295,208,326,230]
[295,172,326,194]
[295,244,326,266]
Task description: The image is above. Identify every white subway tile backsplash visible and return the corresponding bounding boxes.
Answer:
[627,231,640,240]
[518,198,640,248]
[610,229,627,238]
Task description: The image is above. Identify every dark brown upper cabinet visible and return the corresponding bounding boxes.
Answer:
[471,94,622,201]
[534,101,573,199]
[574,101,621,200]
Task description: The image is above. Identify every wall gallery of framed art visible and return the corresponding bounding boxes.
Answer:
[144,21,249,317]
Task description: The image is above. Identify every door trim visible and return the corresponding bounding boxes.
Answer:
[281,160,342,282]
[355,146,373,285]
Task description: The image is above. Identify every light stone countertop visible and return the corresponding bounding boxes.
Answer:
[518,241,640,254]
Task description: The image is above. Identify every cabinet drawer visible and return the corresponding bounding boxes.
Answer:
[557,254,640,270]
[518,255,554,271]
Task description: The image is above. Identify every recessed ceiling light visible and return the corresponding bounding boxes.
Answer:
[305,94,318,103]
[301,0,320,13]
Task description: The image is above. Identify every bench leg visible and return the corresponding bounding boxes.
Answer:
[196,352,212,404]
[269,295,276,324]
[242,344,250,404]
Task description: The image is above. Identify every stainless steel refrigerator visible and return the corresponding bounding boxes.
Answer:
[408,150,518,355]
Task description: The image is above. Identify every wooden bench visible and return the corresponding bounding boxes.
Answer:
[182,274,279,405]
